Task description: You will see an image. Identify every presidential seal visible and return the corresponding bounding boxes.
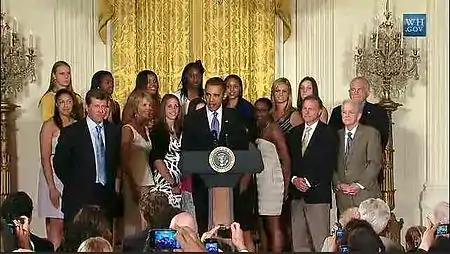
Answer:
[209,146,235,173]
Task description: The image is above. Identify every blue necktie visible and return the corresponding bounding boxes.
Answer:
[211,111,220,136]
[95,125,106,185]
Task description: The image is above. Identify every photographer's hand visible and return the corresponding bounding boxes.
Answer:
[13,216,31,251]
[230,222,247,251]
[175,226,206,252]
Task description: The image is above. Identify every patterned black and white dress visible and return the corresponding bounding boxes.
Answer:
[151,123,182,208]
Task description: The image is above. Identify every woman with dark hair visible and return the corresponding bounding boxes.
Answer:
[224,74,254,120]
[173,60,205,115]
[296,76,328,123]
[39,61,84,122]
[187,97,206,114]
[122,70,160,128]
[150,94,183,209]
[341,219,385,253]
[37,89,78,249]
[224,74,257,250]
[90,70,121,125]
[254,98,291,252]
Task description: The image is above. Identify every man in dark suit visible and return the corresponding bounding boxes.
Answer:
[182,77,250,234]
[328,76,389,149]
[1,191,54,252]
[54,89,121,227]
[287,95,338,252]
[333,99,382,213]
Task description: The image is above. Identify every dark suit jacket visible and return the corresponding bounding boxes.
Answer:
[30,233,54,252]
[182,107,250,151]
[287,121,338,204]
[332,124,382,212]
[53,118,121,221]
[328,101,389,148]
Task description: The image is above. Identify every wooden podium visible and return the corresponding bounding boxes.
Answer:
[180,143,263,227]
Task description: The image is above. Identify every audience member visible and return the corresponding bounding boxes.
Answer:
[169,212,198,233]
[405,225,426,252]
[1,191,54,252]
[343,219,385,252]
[77,236,113,252]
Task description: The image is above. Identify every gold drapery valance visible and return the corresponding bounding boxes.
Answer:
[97,0,292,45]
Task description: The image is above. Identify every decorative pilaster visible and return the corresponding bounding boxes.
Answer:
[421,0,450,221]
[295,0,335,107]
[54,0,96,94]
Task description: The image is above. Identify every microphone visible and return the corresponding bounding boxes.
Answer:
[211,130,219,148]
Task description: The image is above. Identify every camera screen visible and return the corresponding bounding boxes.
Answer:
[436,224,449,235]
[205,242,219,252]
[339,244,349,253]
[153,229,180,250]
[336,228,345,241]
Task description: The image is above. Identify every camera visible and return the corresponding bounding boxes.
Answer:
[217,225,231,239]
[146,229,180,250]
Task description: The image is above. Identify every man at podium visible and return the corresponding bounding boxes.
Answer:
[182,77,251,234]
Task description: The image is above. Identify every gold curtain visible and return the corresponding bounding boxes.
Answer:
[197,0,275,101]
[97,0,291,104]
[108,0,191,105]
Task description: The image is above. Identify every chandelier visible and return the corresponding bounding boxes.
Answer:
[354,0,420,102]
[0,11,37,102]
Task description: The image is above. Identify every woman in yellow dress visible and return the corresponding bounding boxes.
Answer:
[39,61,84,121]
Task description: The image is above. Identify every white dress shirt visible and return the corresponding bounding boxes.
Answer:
[344,124,365,190]
[291,120,320,187]
[86,116,105,184]
[206,104,223,134]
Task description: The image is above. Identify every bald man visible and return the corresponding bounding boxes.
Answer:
[329,76,389,149]
[170,212,198,233]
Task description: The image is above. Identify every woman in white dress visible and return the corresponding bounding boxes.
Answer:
[254,97,291,252]
[38,89,78,250]
[121,90,155,237]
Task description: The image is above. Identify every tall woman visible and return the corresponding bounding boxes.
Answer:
[38,89,79,249]
[173,60,205,115]
[39,61,84,122]
[121,90,155,237]
[150,94,183,208]
[90,70,121,125]
[271,77,303,135]
[254,98,291,252]
[297,76,328,123]
[122,70,161,127]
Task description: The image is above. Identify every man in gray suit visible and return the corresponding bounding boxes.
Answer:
[333,99,382,213]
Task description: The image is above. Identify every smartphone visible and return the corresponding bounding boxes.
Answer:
[148,229,181,250]
[204,238,220,252]
[436,224,449,235]
[217,225,231,239]
[339,244,349,253]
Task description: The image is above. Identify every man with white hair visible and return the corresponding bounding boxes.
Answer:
[333,99,382,212]
[169,212,199,233]
[358,198,404,252]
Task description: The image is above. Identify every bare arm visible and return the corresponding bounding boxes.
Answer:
[270,123,291,187]
[320,107,329,123]
[120,126,137,186]
[40,122,57,190]
[290,111,304,127]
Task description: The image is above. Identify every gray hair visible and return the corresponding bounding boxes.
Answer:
[350,76,370,90]
[339,207,360,227]
[342,99,363,114]
[358,198,391,234]
[432,201,449,224]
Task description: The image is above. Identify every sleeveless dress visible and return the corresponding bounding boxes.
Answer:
[122,124,153,237]
[37,135,64,219]
[255,138,284,216]
[153,134,182,208]
[276,110,295,135]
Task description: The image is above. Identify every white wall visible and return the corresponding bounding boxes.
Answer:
[3,0,108,237]
[276,0,449,242]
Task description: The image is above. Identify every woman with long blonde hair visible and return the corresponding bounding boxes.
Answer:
[270,78,303,135]
[38,61,84,121]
